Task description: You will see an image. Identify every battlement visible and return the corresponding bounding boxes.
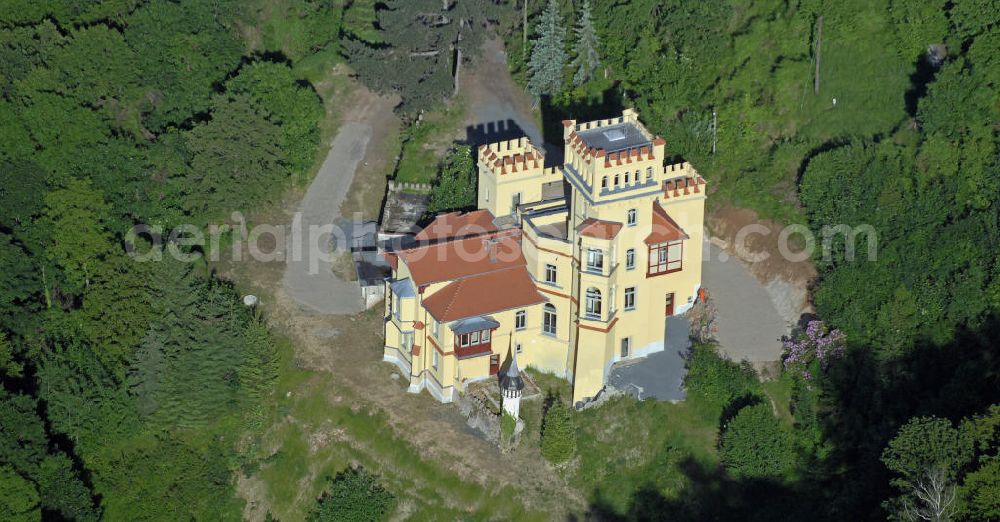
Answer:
[661,163,706,200]
[478,138,544,175]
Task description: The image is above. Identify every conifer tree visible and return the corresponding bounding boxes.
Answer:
[527,0,567,98]
[571,0,601,85]
[540,396,576,464]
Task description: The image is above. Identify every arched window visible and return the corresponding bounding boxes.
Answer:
[543,304,557,335]
[601,176,608,190]
[624,172,630,184]
[634,170,640,183]
[585,288,602,319]
[626,248,636,270]
[613,174,620,187]
[627,208,637,226]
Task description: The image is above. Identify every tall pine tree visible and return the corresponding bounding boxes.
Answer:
[527,0,567,98]
[571,0,601,85]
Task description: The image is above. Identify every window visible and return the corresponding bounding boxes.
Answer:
[646,167,653,180]
[545,264,557,284]
[515,343,523,354]
[624,287,636,310]
[585,288,602,319]
[627,208,637,226]
[624,172,630,184]
[433,351,440,371]
[621,337,631,358]
[586,248,604,272]
[601,176,608,190]
[635,170,640,183]
[648,240,684,275]
[432,319,439,339]
[485,187,490,202]
[543,304,557,335]
[401,332,413,350]
[515,310,526,330]
[626,248,636,270]
[614,174,620,187]
[459,330,491,347]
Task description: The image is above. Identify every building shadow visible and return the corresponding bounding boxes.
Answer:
[465,118,529,148]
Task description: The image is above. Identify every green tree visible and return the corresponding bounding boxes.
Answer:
[571,0,600,85]
[225,61,323,178]
[540,395,575,464]
[882,417,973,521]
[719,403,795,480]
[0,466,39,522]
[309,467,396,522]
[427,145,476,213]
[527,0,567,97]
[41,179,115,294]
[342,0,381,43]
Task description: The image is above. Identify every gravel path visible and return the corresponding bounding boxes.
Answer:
[281,93,394,314]
[702,242,788,362]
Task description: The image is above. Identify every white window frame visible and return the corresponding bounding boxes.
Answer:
[624,287,636,311]
[545,263,557,284]
[626,248,635,270]
[621,337,631,358]
[586,248,604,272]
[515,310,526,330]
[482,329,491,342]
[515,343,523,354]
[627,208,637,226]
[585,288,602,319]
[543,304,557,335]
[432,350,440,371]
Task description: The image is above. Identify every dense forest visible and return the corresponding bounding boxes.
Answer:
[500,0,999,520]
[1,0,997,520]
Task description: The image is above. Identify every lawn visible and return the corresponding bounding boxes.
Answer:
[394,100,467,184]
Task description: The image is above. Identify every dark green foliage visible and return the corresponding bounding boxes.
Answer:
[684,344,761,420]
[570,0,600,86]
[342,0,507,113]
[0,466,39,522]
[427,145,477,213]
[309,467,396,522]
[226,62,324,178]
[527,0,567,97]
[720,403,795,480]
[541,395,576,464]
[0,2,314,517]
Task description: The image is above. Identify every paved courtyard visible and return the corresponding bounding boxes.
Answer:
[607,316,690,401]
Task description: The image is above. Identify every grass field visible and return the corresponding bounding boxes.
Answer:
[394,101,467,183]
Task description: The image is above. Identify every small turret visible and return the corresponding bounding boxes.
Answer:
[500,350,524,419]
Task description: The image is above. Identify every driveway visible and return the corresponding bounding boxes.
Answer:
[281,92,395,315]
[702,242,788,362]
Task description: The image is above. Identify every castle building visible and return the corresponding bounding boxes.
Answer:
[382,109,706,405]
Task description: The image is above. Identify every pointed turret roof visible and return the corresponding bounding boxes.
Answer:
[500,350,524,392]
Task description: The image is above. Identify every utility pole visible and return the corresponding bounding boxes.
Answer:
[711,109,717,155]
[814,16,824,95]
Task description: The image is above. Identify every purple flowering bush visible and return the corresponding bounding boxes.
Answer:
[782,320,846,380]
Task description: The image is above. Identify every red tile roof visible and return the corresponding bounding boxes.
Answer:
[397,230,524,286]
[576,218,623,240]
[414,210,497,241]
[645,201,689,245]
[421,266,546,322]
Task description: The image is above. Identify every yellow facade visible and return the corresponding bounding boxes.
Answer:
[383,109,707,405]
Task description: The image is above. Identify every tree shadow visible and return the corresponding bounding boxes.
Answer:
[538,85,625,148]
[464,118,528,148]
[580,314,1000,521]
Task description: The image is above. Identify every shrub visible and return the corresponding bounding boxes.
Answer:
[684,344,761,419]
[720,403,795,480]
[308,467,395,522]
[541,397,576,464]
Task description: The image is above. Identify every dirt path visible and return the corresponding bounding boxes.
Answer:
[461,37,546,150]
[280,87,396,314]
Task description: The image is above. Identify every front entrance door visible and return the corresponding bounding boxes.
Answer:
[665,292,675,316]
[489,354,500,375]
